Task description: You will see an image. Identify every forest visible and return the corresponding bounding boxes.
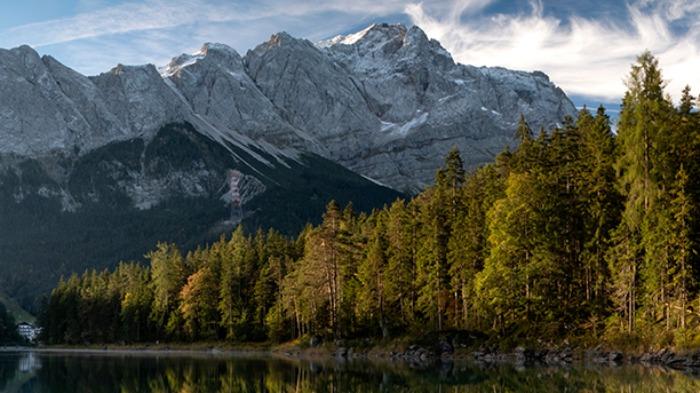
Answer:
[0,303,19,344]
[40,53,700,349]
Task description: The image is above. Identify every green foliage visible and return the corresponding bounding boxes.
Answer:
[40,52,700,349]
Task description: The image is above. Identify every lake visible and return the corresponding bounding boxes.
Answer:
[1,350,700,392]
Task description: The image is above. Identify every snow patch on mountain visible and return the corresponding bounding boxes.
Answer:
[382,111,429,138]
[317,24,377,47]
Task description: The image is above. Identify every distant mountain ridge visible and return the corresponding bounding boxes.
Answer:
[0,23,575,309]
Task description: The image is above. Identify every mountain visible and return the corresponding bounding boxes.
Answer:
[312,24,575,191]
[0,23,575,309]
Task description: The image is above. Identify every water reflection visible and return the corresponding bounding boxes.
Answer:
[17,353,40,375]
[1,351,700,392]
[0,351,41,393]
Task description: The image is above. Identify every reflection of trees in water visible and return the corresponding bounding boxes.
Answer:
[17,355,700,392]
[0,352,42,392]
[0,355,19,391]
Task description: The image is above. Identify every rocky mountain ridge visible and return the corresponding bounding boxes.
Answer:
[1,23,575,193]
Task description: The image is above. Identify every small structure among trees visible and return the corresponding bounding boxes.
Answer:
[17,322,41,342]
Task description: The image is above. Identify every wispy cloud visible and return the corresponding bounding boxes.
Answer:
[2,0,249,48]
[406,0,700,101]
[0,0,407,48]
[0,0,409,75]
[1,0,698,102]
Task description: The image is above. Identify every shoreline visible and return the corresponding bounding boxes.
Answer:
[0,345,272,358]
[3,342,700,371]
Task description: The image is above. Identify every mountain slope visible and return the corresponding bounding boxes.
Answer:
[0,291,34,323]
[0,123,400,309]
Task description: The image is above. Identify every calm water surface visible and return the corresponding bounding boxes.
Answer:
[0,350,699,392]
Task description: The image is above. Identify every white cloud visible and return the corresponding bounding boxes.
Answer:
[0,0,411,75]
[2,0,698,102]
[406,0,700,101]
[1,1,250,48]
[0,0,409,48]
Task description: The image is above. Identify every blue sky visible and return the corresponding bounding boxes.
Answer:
[1,0,699,107]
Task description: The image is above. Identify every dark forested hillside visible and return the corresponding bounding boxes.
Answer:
[0,303,19,344]
[41,53,700,348]
[0,123,401,313]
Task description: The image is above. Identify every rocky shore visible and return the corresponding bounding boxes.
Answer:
[324,339,700,372]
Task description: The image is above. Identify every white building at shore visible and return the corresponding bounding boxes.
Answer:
[17,322,41,342]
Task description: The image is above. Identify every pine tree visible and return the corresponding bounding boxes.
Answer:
[679,85,694,115]
[0,303,18,344]
[416,162,454,330]
[258,230,290,340]
[515,114,533,144]
[669,167,694,329]
[476,173,534,333]
[610,51,671,333]
[385,199,418,328]
[577,106,620,318]
[356,213,389,337]
[148,243,187,338]
[512,114,535,171]
[179,266,219,340]
[118,262,153,343]
[438,147,466,220]
[447,164,505,329]
[219,226,256,340]
[318,201,343,336]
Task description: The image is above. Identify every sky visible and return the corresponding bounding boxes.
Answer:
[0,0,699,107]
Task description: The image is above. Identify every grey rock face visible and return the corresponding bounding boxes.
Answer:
[245,33,380,161]
[0,23,576,196]
[0,45,100,156]
[0,46,183,158]
[90,63,189,138]
[320,23,576,192]
[163,43,318,154]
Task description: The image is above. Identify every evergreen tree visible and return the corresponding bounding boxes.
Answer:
[416,164,453,330]
[148,243,187,339]
[0,303,19,344]
[118,262,153,342]
[356,212,390,337]
[515,114,533,144]
[610,51,671,333]
[180,266,219,340]
[577,107,619,313]
[669,167,694,329]
[438,147,466,219]
[448,164,505,329]
[219,226,256,341]
[385,199,418,328]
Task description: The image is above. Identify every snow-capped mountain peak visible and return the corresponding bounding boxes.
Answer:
[159,42,242,78]
[160,53,205,77]
[317,23,381,47]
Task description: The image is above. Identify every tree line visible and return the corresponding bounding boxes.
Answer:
[40,53,700,348]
